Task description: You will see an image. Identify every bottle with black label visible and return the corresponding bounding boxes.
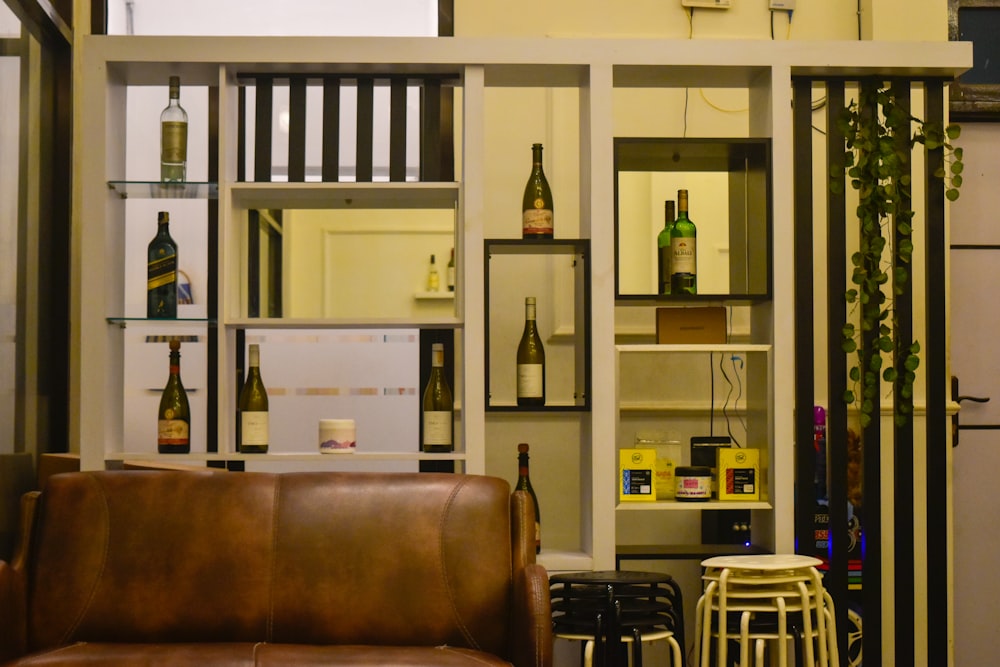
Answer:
[147,211,178,318]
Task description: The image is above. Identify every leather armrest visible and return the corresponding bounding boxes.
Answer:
[510,562,553,667]
[0,491,36,662]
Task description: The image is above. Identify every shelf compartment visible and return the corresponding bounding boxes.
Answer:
[485,239,591,411]
[614,137,771,301]
[108,181,218,199]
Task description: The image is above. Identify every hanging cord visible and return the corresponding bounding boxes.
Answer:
[709,352,715,437]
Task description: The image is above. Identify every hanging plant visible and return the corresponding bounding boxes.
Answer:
[830,81,963,429]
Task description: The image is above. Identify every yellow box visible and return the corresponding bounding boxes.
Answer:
[718,448,760,501]
[619,448,657,502]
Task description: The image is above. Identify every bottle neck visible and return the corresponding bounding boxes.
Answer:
[431,347,444,368]
[518,454,530,476]
[525,303,536,321]
[169,352,181,375]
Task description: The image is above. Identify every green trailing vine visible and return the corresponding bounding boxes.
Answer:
[830,82,963,428]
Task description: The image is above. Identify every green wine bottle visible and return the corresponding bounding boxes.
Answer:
[670,189,697,295]
[517,443,541,554]
[158,339,190,454]
[421,343,454,453]
[147,211,178,318]
[516,297,546,406]
[238,343,269,453]
[657,200,676,295]
[522,143,554,239]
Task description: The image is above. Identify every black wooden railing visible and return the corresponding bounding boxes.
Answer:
[792,76,951,666]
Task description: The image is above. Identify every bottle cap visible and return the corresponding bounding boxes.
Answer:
[525,296,536,305]
[158,211,169,223]
[814,406,826,425]
[518,443,530,453]
[169,339,181,352]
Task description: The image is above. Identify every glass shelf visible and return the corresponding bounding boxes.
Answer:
[107,181,218,199]
[107,317,214,326]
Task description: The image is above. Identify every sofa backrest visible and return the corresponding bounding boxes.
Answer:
[26,471,518,656]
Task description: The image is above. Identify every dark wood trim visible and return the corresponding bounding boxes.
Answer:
[207,85,219,453]
[420,79,442,182]
[321,76,341,182]
[824,79,851,663]
[389,77,407,182]
[948,0,1000,119]
[355,77,374,182]
[924,79,950,667]
[5,0,72,46]
[287,77,306,182]
[253,77,273,182]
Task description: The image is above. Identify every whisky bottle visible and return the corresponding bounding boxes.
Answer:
[147,211,178,318]
[158,339,190,454]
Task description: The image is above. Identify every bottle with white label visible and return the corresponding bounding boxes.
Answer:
[516,296,546,406]
[238,343,269,453]
[422,343,453,452]
[160,76,188,182]
[670,189,697,294]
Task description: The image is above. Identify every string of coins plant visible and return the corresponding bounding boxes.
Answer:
[830,82,963,428]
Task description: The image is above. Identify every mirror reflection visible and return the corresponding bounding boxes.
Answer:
[246,207,456,319]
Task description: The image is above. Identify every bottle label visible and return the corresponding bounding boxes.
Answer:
[158,419,189,445]
[241,411,269,446]
[671,237,696,275]
[161,121,188,163]
[534,520,541,550]
[422,411,453,446]
[517,364,544,398]
[522,209,553,234]
[447,266,456,291]
[148,253,177,290]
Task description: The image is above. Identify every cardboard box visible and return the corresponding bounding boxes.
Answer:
[619,448,656,502]
[656,306,727,344]
[718,447,760,500]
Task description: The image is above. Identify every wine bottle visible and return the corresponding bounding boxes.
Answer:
[158,339,190,454]
[517,443,541,554]
[446,248,456,292]
[147,211,178,318]
[421,343,453,453]
[670,189,697,294]
[657,199,676,295]
[516,296,546,406]
[427,253,440,292]
[238,343,269,453]
[160,75,188,182]
[522,143,554,239]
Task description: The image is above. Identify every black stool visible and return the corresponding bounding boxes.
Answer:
[550,570,686,667]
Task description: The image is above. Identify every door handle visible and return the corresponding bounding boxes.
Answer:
[952,375,991,448]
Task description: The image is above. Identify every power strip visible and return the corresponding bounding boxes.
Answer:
[768,0,796,9]
[681,0,732,8]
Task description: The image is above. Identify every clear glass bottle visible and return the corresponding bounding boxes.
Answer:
[521,143,554,239]
[517,443,541,554]
[670,189,697,294]
[421,343,453,453]
[516,296,546,406]
[238,343,269,453]
[158,339,190,454]
[160,76,188,182]
[147,211,178,318]
[657,199,676,295]
[427,253,440,292]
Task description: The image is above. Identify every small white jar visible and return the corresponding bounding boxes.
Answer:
[319,419,356,453]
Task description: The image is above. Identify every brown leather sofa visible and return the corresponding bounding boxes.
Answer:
[0,470,552,666]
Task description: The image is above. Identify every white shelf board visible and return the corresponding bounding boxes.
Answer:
[616,343,772,354]
[538,550,595,573]
[616,500,772,511]
[107,451,467,462]
[225,317,463,330]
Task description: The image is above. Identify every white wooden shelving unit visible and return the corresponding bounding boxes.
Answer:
[73,35,970,573]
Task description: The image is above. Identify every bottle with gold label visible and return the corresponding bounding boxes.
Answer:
[160,76,188,182]
[147,211,178,318]
[158,339,190,454]
[521,143,553,239]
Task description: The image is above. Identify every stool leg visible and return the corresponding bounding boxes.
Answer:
[776,596,788,667]
[740,610,751,667]
[667,635,683,667]
[631,625,643,667]
[584,640,594,667]
[718,569,730,667]
[755,638,765,667]
[822,594,840,667]
[795,581,815,667]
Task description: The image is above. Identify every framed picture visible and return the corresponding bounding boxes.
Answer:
[949,0,1000,119]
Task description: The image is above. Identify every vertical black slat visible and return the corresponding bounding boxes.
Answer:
[232,328,246,461]
[321,76,341,182]
[237,85,246,182]
[207,85,220,453]
[439,83,455,182]
[859,77,883,667]
[91,0,107,35]
[355,77,374,182]
[924,78,949,667]
[890,78,916,667]
[438,0,454,36]
[287,76,307,182]
[792,77,816,556]
[825,79,851,662]
[247,210,261,318]
[389,76,407,182]
[254,76,273,182]
[267,212,283,318]
[420,78,442,182]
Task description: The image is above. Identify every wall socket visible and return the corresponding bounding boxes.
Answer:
[681,0,732,8]
[768,0,796,9]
